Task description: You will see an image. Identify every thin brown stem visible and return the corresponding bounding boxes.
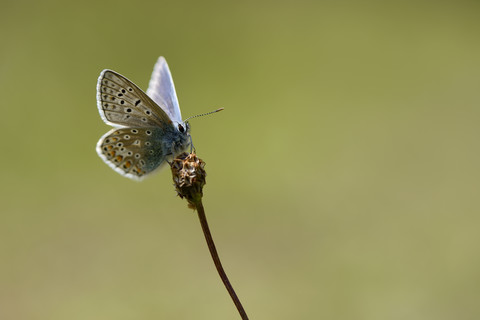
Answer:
[195,200,249,320]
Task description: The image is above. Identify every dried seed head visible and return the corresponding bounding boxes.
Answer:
[170,152,206,209]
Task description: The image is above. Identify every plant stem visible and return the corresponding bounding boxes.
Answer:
[195,200,249,320]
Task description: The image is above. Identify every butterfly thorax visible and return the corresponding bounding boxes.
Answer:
[163,121,191,157]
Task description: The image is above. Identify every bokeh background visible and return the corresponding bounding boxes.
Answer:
[1,0,479,319]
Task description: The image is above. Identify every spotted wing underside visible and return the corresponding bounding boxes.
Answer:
[97,70,173,128]
[96,127,167,180]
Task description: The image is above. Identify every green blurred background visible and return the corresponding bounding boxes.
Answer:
[1,0,479,319]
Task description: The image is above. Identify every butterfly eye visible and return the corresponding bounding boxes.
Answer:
[178,124,185,133]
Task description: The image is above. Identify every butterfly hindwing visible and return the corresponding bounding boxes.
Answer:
[96,127,168,180]
[97,70,173,128]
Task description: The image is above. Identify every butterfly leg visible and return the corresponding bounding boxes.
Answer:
[189,135,196,153]
[164,142,176,164]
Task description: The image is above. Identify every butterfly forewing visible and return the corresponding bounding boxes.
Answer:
[97,70,172,128]
[146,57,182,123]
[96,127,168,180]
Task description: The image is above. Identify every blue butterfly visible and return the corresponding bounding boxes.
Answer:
[96,57,191,180]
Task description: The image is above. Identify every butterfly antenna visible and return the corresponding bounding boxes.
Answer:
[185,108,224,122]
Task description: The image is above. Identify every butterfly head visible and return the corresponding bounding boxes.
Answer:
[176,121,190,135]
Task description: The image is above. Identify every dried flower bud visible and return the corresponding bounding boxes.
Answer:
[170,152,206,209]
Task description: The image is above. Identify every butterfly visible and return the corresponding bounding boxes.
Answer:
[95,56,191,180]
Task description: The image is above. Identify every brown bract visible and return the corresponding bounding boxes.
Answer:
[170,152,206,209]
